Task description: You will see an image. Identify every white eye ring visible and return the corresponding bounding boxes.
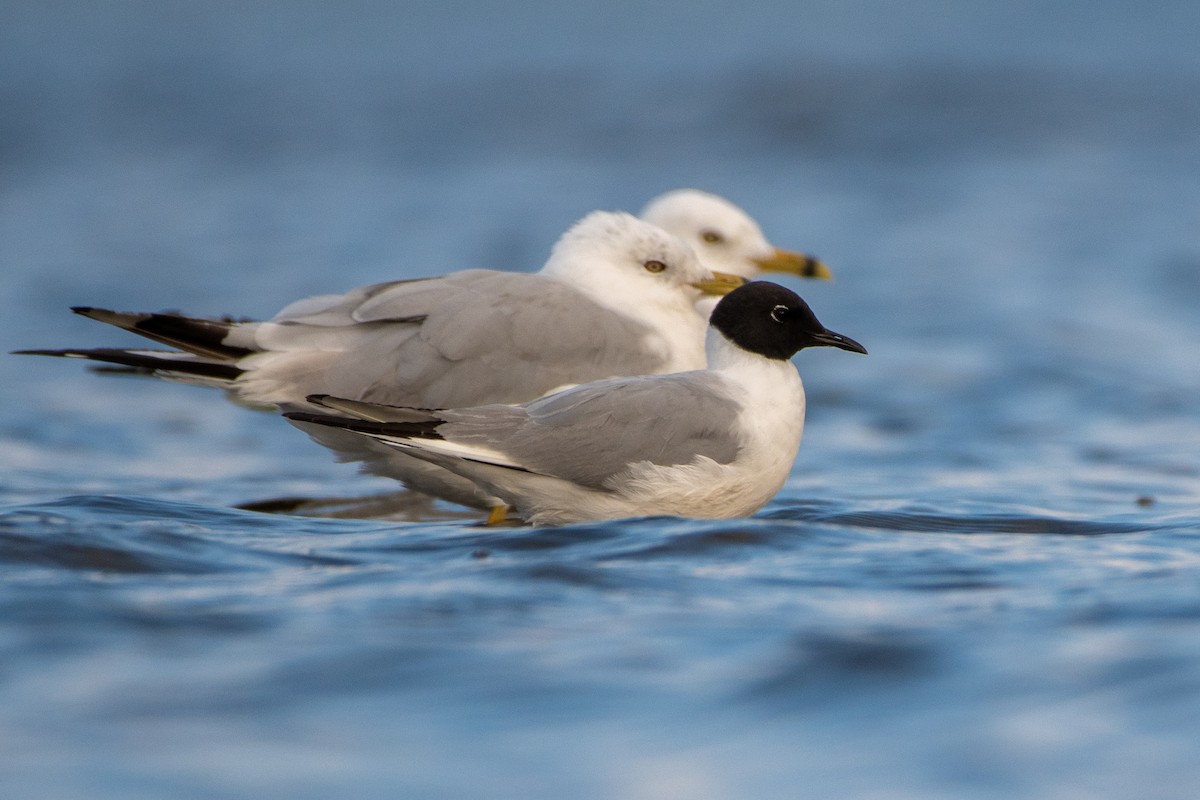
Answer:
[643,260,667,273]
[770,304,789,322]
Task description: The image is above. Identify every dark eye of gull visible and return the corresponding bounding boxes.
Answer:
[643,260,667,273]
[770,304,790,323]
[700,230,724,244]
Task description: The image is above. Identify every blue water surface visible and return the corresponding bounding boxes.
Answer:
[2,2,1199,798]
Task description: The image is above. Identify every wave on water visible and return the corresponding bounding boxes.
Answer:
[4,492,1197,580]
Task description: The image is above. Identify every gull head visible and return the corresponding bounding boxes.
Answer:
[641,189,832,281]
[540,210,742,308]
[710,281,866,362]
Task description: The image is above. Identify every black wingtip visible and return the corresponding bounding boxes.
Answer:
[71,306,111,319]
[67,306,255,361]
[283,410,337,426]
[12,346,244,380]
[283,410,372,433]
[11,348,89,358]
[284,408,445,440]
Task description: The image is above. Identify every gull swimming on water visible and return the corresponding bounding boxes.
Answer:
[16,212,743,510]
[285,281,867,526]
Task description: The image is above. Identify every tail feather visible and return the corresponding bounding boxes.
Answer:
[13,347,243,381]
[71,306,255,361]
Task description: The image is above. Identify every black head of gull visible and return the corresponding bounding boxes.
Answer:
[709,281,867,361]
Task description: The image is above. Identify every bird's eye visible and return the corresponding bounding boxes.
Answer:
[700,229,724,244]
[770,304,790,322]
[643,260,667,273]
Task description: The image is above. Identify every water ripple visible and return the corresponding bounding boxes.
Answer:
[765,501,1193,537]
[0,495,369,575]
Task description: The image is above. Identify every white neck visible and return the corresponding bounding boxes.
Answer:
[705,328,795,378]
[706,327,807,462]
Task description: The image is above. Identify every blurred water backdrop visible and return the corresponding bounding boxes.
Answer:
[3,1,1200,798]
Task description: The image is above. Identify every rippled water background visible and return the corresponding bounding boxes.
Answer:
[3,2,1200,797]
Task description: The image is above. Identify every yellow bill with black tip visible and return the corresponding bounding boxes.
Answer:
[751,248,833,280]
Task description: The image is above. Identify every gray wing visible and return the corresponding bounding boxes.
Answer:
[245,270,669,408]
[438,372,743,489]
